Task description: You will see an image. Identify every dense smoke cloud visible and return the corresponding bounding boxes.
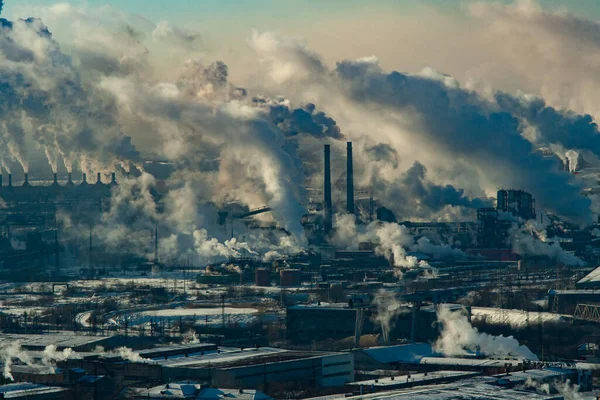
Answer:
[333,214,467,275]
[509,221,585,266]
[1,1,598,265]
[435,305,538,360]
[334,58,591,223]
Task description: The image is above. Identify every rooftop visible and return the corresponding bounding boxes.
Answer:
[135,383,272,400]
[157,347,331,369]
[0,383,69,398]
[357,343,434,364]
[0,333,111,350]
[348,371,479,388]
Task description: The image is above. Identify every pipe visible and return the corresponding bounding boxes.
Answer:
[347,141,355,214]
[324,144,332,234]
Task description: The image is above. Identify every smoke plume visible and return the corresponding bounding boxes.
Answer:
[434,305,538,360]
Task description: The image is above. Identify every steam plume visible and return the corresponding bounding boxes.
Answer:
[434,305,538,360]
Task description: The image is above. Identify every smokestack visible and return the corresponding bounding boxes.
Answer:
[81,173,88,185]
[564,158,570,173]
[96,172,102,185]
[0,174,3,187]
[8,174,12,188]
[347,142,355,214]
[52,173,59,186]
[66,172,74,186]
[23,173,29,187]
[110,172,117,185]
[324,144,332,234]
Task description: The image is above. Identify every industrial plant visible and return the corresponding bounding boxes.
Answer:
[2,1,600,399]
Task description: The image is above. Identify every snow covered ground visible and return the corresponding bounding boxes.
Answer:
[471,307,570,328]
[114,306,262,328]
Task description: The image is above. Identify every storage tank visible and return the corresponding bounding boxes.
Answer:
[255,268,270,287]
[280,269,302,287]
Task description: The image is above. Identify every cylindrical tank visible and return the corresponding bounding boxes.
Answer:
[255,268,270,287]
[280,269,302,287]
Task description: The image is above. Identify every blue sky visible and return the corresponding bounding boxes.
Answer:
[5,0,600,27]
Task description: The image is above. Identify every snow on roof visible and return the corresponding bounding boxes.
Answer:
[348,371,479,387]
[419,357,524,367]
[471,307,569,328]
[157,347,290,368]
[197,388,272,400]
[0,333,111,349]
[340,381,561,400]
[358,343,434,364]
[146,382,201,398]
[578,266,600,286]
[491,367,575,384]
[287,302,355,311]
[0,382,68,398]
[140,384,272,400]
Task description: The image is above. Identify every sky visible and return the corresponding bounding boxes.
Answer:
[6,0,600,81]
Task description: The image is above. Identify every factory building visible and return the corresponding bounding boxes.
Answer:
[496,189,536,220]
[129,383,273,400]
[0,382,70,399]
[286,303,465,345]
[63,345,354,390]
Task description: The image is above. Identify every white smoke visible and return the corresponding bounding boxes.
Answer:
[434,304,538,360]
[332,214,465,275]
[42,344,81,364]
[0,343,80,381]
[182,330,200,344]
[94,346,153,364]
[509,221,584,266]
[371,289,407,343]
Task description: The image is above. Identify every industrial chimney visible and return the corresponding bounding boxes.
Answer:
[8,174,12,188]
[96,172,102,185]
[347,142,355,214]
[0,174,3,188]
[81,173,88,186]
[66,172,74,187]
[564,158,570,173]
[52,173,59,187]
[324,144,333,234]
[23,173,30,187]
[110,172,117,185]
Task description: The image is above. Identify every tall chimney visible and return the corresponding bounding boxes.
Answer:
[96,172,102,185]
[564,158,570,173]
[67,172,74,186]
[23,173,29,187]
[52,173,59,186]
[110,172,117,185]
[0,174,3,187]
[347,142,355,214]
[324,144,332,234]
[81,173,88,185]
[8,174,12,188]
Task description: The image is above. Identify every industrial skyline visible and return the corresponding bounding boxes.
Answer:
[0,1,599,399]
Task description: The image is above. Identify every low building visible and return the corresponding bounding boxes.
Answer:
[0,382,69,399]
[130,383,272,400]
[347,370,480,393]
[286,303,366,344]
[158,347,354,389]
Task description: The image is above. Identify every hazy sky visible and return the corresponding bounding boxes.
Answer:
[6,1,600,31]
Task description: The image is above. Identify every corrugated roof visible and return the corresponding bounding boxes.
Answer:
[358,343,434,364]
